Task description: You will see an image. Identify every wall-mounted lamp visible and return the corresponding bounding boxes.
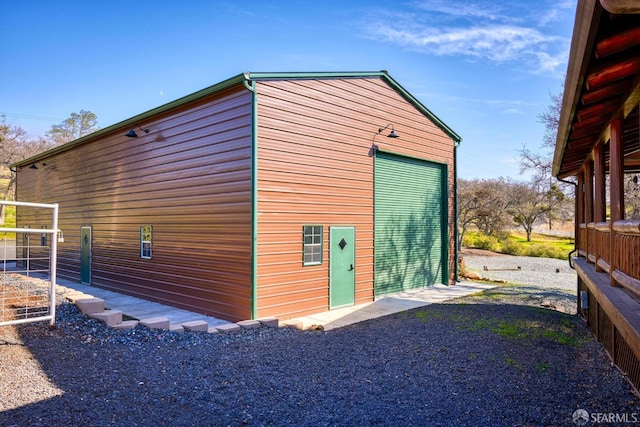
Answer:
[125,126,150,138]
[580,290,589,310]
[377,123,399,138]
[29,163,38,169]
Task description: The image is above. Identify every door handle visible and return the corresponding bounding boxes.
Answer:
[348,264,354,271]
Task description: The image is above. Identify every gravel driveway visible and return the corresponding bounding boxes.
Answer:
[2,254,638,426]
[460,252,578,314]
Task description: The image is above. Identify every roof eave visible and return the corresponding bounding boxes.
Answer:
[13,73,248,167]
[14,70,461,166]
[552,0,602,178]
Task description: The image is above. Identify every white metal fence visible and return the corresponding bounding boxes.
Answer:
[0,201,60,326]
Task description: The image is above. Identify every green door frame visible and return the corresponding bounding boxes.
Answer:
[329,226,355,309]
[80,226,91,284]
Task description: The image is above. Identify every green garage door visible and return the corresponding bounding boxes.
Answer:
[375,152,447,296]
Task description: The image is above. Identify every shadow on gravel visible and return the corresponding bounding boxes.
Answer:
[2,301,639,426]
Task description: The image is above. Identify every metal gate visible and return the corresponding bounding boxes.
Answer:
[0,201,61,326]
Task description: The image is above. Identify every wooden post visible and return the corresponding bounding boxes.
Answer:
[594,142,606,222]
[610,118,624,286]
[577,169,586,257]
[584,158,594,224]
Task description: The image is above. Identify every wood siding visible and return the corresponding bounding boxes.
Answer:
[16,85,254,321]
[254,77,456,320]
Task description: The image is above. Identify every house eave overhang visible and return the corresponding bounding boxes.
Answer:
[553,0,602,178]
[553,0,640,179]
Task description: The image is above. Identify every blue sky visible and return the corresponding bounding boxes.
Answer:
[1,0,576,180]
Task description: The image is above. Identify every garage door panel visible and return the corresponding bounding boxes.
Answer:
[374,152,447,295]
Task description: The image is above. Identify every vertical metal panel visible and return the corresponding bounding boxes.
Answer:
[374,152,446,295]
[15,84,254,321]
[254,77,456,320]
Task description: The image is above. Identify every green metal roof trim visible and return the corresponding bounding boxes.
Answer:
[14,71,460,166]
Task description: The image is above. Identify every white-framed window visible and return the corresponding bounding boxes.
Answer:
[303,225,322,266]
[140,225,152,259]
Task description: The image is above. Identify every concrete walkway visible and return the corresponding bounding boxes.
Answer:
[55,277,495,331]
[286,282,496,330]
[54,277,232,328]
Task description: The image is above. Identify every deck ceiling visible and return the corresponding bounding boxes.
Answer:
[554,0,640,178]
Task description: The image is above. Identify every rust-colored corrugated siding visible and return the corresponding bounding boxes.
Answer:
[16,85,253,321]
[255,77,456,320]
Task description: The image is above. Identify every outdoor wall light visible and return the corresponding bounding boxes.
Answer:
[377,123,399,138]
[580,291,589,310]
[125,126,150,138]
[29,163,38,169]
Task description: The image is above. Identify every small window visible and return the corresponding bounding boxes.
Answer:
[41,226,47,247]
[303,225,322,266]
[140,225,152,259]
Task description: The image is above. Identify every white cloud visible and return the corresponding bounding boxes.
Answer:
[536,0,576,26]
[503,108,523,115]
[363,1,572,75]
[411,0,504,21]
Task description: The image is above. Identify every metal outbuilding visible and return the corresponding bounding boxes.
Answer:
[14,71,461,322]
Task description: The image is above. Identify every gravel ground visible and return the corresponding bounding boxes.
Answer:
[2,255,639,426]
[459,252,578,314]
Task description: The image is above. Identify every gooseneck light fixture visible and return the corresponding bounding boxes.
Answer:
[125,126,150,138]
[377,123,399,138]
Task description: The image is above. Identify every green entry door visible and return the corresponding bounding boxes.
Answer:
[330,227,355,309]
[80,226,92,284]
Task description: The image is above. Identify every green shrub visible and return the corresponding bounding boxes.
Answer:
[472,234,500,251]
[525,244,567,260]
[500,240,524,256]
[462,230,573,260]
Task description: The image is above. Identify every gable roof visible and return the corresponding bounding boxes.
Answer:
[14,71,460,167]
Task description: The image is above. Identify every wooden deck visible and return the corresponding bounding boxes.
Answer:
[575,257,640,389]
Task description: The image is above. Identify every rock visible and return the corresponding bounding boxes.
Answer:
[540,299,556,309]
[463,271,483,280]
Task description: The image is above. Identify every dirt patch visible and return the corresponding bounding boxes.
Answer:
[459,247,508,257]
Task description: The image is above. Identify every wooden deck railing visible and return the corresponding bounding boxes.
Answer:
[579,219,640,298]
[578,223,587,257]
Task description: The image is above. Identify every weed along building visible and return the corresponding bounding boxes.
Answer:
[14,71,461,322]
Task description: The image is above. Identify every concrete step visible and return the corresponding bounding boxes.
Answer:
[112,320,139,330]
[181,320,209,332]
[76,298,105,315]
[89,310,123,327]
[139,317,170,330]
[258,317,279,328]
[237,320,261,329]
[66,293,95,303]
[215,323,241,333]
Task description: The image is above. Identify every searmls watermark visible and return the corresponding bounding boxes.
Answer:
[573,409,639,425]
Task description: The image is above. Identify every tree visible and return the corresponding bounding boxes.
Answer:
[45,110,99,145]
[519,89,562,184]
[506,180,557,242]
[0,116,54,222]
[625,175,640,218]
[520,86,576,231]
[457,178,512,248]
